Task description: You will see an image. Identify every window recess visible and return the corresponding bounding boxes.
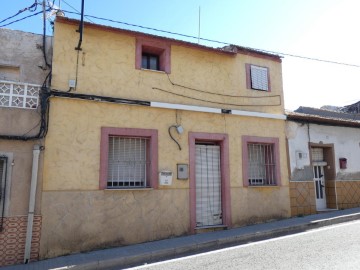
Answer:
[247,143,276,186]
[135,38,171,73]
[100,127,158,190]
[242,136,280,187]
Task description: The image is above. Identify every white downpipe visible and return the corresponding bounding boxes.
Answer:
[24,145,41,264]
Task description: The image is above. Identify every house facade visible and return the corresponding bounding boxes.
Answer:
[40,16,290,259]
[0,29,52,266]
[287,107,360,216]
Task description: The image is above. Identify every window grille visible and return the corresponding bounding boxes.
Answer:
[0,80,40,109]
[107,136,148,188]
[250,65,269,91]
[248,143,276,185]
[311,148,324,161]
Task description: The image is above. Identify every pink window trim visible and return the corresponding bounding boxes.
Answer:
[242,135,281,187]
[245,63,271,92]
[188,132,231,233]
[99,127,158,190]
[135,37,171,73]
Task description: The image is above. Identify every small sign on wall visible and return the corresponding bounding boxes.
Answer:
[159,171,173,186]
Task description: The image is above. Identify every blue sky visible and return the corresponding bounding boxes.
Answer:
[2,0,360,110]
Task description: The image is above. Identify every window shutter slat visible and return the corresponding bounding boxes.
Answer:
[250,65,269,91]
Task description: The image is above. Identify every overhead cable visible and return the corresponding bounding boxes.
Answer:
[60,10,360,68]
[0,1,38,24]
[0,10,45,28]
[61,0,95,23]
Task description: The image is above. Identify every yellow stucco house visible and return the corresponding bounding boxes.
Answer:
[40,16,290,259]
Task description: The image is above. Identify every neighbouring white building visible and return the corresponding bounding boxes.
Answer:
[287,106,360,216]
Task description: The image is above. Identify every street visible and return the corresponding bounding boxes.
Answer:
[127,220,360,270]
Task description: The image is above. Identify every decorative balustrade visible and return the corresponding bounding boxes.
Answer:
[0,80,40,109]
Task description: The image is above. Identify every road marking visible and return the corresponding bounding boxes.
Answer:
[126,220,360,269]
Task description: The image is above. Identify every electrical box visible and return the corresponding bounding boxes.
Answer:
[69,79,76,88]
[159,171,173,185]
[295,151,308,169]
[177,164,188,180]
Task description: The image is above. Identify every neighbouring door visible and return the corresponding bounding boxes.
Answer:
[195,144,222,227]
[313,165,326,209]
[311,148,327,210]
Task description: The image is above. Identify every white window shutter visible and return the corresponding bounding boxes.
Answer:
[250,65,269,91]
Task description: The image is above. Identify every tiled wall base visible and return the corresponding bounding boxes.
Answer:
[290,180,360,216]
[290,181,316,216]
[0,216,41,266]
[337,181,360,209]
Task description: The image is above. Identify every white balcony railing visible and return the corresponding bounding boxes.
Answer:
[0,80,40,109]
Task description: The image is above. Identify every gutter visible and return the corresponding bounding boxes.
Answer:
[24,145,41,264]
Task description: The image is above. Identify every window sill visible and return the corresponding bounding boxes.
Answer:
[195,225,228,230]
[140,68,166,74]
[251,88,269,92]
[104,188,154,191]
[247,185,280,188]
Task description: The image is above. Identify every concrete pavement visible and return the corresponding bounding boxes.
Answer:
[3,207,360,270]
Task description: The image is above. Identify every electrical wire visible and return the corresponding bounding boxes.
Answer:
[59,10,360,68]
[61,0,95,23]
[0,1,38,24]
[152,87,281,107]
[168,125,182,150]
[0,10,46,28]
[166,73,281,99]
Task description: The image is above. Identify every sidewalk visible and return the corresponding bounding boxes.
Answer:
[3,207,360,270]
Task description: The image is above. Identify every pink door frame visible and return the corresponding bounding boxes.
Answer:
[188,132,231,233]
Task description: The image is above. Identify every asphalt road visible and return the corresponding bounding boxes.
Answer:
[127,220,360,270]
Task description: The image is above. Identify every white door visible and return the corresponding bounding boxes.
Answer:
[195,144,222,227]
[313,165,327,210]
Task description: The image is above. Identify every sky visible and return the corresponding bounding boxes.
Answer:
[1,0,360,110]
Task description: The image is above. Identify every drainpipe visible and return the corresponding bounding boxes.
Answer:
[24,145,41,264]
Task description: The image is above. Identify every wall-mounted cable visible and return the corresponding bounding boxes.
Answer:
[153,87,281,107]
[168,125,183,150]
[166,73,280,99]
[42,1,51,69]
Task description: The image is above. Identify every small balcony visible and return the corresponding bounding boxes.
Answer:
[0,80,40,109]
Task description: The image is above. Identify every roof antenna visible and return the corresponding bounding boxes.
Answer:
[198,6,201,44]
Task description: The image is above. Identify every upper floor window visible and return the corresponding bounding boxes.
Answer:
[245,64,271,91]
[136,38,171,73]
[142,53,160,71]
